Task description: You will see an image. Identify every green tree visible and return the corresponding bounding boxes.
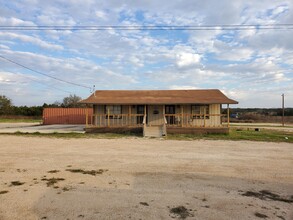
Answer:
[0,95,13,115]
[62,94,83,108]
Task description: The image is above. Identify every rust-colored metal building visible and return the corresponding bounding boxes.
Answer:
[43,108,93,125]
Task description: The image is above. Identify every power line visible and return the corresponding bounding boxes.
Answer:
[3,71,72,94]
[0,24,293,31]
[0,55,92,89]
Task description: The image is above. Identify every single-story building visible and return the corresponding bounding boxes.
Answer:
[80,89,238,137]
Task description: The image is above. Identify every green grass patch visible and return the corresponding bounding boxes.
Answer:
[0,118,42,123]
[0,131,141,139]
[229,124,293,128]
[167,128,293,143]
[0,129,291,143]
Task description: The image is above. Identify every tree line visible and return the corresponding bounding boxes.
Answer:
[228,108,293,117]
[0,94,85,117]
[1,94,292,117]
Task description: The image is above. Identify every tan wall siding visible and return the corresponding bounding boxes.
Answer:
[183,104,221,127]
[93,104,140,126]
[209,104,221,126]
[148,105,164,125]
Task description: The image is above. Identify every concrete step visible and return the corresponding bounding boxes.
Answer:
[144,125,164,137]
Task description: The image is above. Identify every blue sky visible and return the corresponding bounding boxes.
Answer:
[0,0,292,107]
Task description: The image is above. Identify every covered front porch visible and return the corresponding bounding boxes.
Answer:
[85,104,231,129]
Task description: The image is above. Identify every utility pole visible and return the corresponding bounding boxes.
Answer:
[282,93,285,127]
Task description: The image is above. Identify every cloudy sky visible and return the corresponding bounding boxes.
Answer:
[0,0,292,107]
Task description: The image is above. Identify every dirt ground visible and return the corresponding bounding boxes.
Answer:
[0,136,292,220]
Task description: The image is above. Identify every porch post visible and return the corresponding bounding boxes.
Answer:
[144,105,147,126]
[227,104,230,128]
[181,105,184,127]
[107,108,110,127]
[204,106,206,127]
[128,105,131,126]
[163,104,165,125]
[86,105,88,127]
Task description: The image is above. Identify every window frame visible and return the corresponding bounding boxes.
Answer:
[104,105,122,119]
[191,105,209,119]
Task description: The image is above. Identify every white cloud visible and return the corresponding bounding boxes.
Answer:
[176,52,201,68]
[215,48,254,62]
[0,32,63,50]
[95,10,107,20]
[0,44,10,49]
[270,5,289,17]
[169,85,200,90]
[0,17,35,26]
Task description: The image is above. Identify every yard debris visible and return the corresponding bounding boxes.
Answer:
[66,168,108,176]
[41,177,65,187]
[16,169,27,172]
[169,206,193,219]
[62,186,73,192]
[254,212,268,218]
[10,181,25,186]
[0,190,9,194]
[241,190,293,203]
[47,170,60,173]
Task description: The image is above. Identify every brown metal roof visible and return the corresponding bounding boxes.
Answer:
[80,89,238,105]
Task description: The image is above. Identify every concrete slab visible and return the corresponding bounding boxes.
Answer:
[0,123,85,133]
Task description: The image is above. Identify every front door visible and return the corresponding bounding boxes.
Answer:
[165,105,176,124]
[137,105,145,125]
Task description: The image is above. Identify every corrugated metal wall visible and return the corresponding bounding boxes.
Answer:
[43,108,93,125]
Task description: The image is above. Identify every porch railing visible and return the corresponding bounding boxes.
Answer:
[86,113,228,128]
[164,113,228,127]
[86,114,145,127]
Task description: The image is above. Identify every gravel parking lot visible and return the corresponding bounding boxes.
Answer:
[0,136,292,219]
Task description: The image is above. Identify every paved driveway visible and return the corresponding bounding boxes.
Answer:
[0,123,85,133]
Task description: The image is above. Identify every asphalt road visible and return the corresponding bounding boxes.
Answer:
[0,123,85,133]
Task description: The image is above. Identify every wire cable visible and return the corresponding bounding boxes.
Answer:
[1,71,72,94]
[0,55,92,89]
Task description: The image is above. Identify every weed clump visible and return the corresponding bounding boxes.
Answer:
[241,190,293,203]
[254,212,268,218]
[47,170,60,173]
[10,181,25,186]
[66,168,108,176]
[169,206,193,219]
[41,177,65,187]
